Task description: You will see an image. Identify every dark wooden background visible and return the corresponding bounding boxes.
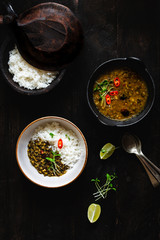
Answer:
[0,0,160,239]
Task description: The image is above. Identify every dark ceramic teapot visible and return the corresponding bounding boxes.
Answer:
[0,2,83,71]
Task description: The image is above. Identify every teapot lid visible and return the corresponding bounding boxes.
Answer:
[11,2,83,70]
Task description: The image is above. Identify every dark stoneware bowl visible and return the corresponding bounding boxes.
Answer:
[87,57,155,127]
[0,38,65,95]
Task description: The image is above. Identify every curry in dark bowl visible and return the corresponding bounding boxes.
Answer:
[93,67,148,121]
[87,57,155,127]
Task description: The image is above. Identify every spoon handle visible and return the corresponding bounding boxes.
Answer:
[140,152,160,174]
[136,155,159,187]
[137,153,160,183]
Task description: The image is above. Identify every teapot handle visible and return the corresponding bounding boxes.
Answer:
[0,14,15,24]
[0,15,3,24]
[0,4,17,24]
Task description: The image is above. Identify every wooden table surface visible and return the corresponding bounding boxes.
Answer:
[0,0,160,239]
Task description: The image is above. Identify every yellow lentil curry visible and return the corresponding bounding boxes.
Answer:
[93,67,148,120]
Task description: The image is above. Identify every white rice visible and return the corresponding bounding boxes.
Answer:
[8,47,58,90]
[31,122,82,168]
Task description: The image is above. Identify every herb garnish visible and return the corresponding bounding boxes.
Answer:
[46,151,61,174]
[91,173,117,201]
[94,79,114,107]
[65,134,70,140]
[49,133,54,138]
[101,149,106,153]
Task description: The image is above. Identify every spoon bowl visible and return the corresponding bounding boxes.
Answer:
[122,133,140,154]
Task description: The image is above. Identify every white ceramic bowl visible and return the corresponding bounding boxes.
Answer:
[16,116,88,188]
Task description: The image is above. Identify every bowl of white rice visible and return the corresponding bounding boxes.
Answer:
[16,116,88,188]
[0,38,65,95]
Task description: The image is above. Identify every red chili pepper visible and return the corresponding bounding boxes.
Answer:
[40,150,44,154]
[105,94,111,105]
[58,139,63,149]
[114,77,120,87]
[110,91,119,96]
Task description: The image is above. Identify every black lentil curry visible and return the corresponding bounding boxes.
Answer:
[27,138,69,177]
[93,67,148,120]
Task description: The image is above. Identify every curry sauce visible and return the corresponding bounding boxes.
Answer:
[93,67,148,120]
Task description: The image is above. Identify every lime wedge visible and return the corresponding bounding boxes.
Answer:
[100,143,115,160]
[87,203,101,223]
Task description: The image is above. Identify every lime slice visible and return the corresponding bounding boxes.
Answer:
[87,203,101,223]
[100,143,115,159]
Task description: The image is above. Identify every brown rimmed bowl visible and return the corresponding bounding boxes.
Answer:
[16,116,88,188]
[0,38,65,95]
[87,57,155,127]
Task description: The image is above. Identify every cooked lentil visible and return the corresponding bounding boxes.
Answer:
[27,138,69,177]
[93,67,148,120]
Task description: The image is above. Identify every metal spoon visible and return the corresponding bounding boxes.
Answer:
[122,133,160,187]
